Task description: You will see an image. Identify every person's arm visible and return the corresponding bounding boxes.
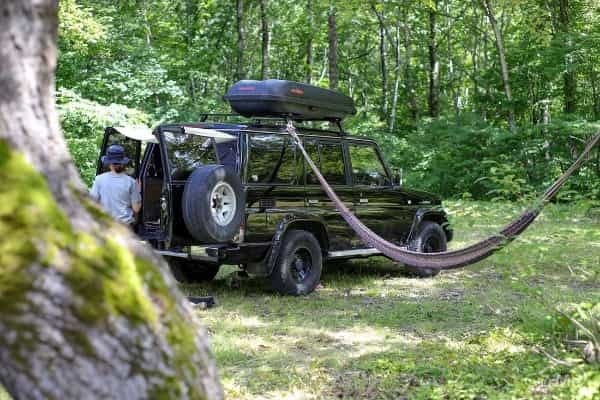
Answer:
[89,178,100,201]
[130,179,142,214]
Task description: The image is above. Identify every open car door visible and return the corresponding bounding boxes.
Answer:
[96,126,157,177]
[97,126,163,237]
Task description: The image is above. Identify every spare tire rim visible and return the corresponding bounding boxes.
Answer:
[210,182,237,226]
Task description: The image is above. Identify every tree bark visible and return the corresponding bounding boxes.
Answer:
[389,23,401,132]
[260,0,270,80]
[591,68,599,121]
[0,2,222,399]
[482,0,516,132]
[372,3,388,120]
[402,17,418,121]
[428,0,440,118]
[306,0,313,83]
[328,6,338,90]
[235,0,245,81]
[555,0,577,114]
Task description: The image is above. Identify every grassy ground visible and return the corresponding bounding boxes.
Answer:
[182,200,600,399]
[0,201,597,399]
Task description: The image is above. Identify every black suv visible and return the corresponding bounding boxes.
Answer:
[97,80,452,295]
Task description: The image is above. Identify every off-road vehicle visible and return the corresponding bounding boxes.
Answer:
[96,79,453,295]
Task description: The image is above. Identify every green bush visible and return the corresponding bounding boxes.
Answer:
[58,89,150,186]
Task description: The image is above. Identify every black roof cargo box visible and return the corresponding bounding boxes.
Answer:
[224,79,356,121]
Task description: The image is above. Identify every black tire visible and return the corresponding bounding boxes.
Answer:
[269,230,323,295]
[167,258,220,283]
[406,221,447,278]
[182,165,245,243]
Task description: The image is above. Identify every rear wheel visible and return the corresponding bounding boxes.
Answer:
[269,230,322,295]
[167,258,220,283]
[406,221,447,278]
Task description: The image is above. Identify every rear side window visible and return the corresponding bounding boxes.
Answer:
[164,132,218,178]
[349,143,391,186]
[318,142,346,185]
[248,134,301,184]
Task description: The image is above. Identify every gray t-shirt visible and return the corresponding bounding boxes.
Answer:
[90,172,142,224]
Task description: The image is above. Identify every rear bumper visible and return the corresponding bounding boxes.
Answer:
[157,242,271,265]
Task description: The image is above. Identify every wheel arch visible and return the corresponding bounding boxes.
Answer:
[409,208,453,243]
[265,215,329,275]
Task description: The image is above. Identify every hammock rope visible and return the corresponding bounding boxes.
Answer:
[285,120,600,270]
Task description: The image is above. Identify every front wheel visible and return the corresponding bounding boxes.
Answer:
[405,221,447,278]
[269,230,323,295]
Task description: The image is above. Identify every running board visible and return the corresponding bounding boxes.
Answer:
[328,248,381,259]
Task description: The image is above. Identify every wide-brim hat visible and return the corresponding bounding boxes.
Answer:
[101,144,130,165]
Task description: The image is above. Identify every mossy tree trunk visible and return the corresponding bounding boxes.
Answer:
[0,1,222,399]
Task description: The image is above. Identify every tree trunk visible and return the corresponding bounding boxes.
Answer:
[0,2,222,399]
[446,0,459,116]
[556,0,576,114]
[372,3,388,120]
[306,0,313,83]
[482,0,516,132]
[591,68,600,121]
[403,18,418,121]
[235,0,245,81]
[260,0,270,80]
[428,0,440,118]
[328,6,338,90]
[389,23,401,132]
[185,0,198,101]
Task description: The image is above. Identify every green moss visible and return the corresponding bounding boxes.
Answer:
[0,141,209,395]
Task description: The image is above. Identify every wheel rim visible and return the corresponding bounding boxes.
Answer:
[210,182,236,226]
[423,236,441,253]
[290,248,312,283]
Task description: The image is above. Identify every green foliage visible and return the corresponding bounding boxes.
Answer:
[57,89,150,186]
[56,0,600,200]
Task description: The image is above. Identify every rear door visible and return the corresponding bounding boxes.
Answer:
[303,136,358,250]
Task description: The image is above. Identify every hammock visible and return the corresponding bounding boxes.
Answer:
[285,120,600,271]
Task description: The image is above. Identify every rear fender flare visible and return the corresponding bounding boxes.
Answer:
[265,214,329,276]
[407,207,451,243]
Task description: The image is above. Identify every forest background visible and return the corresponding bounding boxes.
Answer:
[58,0,600,202]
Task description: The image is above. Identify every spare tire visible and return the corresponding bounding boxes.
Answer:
[182,165,245,242]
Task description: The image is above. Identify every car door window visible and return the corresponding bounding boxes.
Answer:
[248,134,301,184]
[163,131,218,179]
[304,138,320,185]
[318,142,346,185]
[100,132,140,177]
[349,144,391,186]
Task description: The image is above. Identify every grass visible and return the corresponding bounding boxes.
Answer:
[181,200,600,399]
[0,200,597,399]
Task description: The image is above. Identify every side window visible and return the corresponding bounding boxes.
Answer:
[304,138,320,185]
[164,132,218,179]
[318,142,346,185]
[349,144,391,186]
[248,134,300,184]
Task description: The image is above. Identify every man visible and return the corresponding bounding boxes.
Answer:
[90,144,142,226]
